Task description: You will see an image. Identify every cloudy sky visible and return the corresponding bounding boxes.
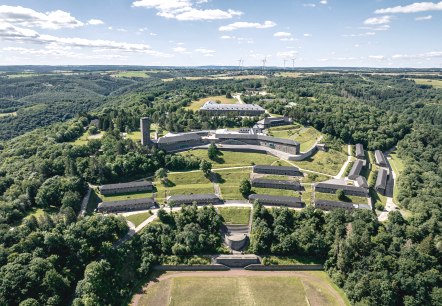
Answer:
[0,0,441,67]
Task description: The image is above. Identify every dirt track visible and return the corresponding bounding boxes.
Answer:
[131,270,347,306]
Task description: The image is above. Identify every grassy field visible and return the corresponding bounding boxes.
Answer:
[314,191,368,204]
[388,151,405,204]
[262,255,323,265]
[154,171,214,204]
[413,78,442,89]
[217,169,251,200]
[217,207,250,224]
[111,71,150,78]
[301,184,313,206]
[0,112,17,117]
[137,273,349,306]
[180,149,279,169]
[252,187,300,197]
[268,126,322,152]
[185,95,237,111]
[72,131,105,146]
[99,191,153,202]
[293,150,347,176]
[125,211,152,227]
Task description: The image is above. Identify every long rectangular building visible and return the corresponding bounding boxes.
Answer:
[99,181,153,195]
[167,194,222,206]
[97,198,156,213]
[200,101,265,116]
[256,116,291,129]
[375,168,388,195]
[253,165,302,176]
[314,199,371,211]
[314,182,369,197]
[348,159,364,180]
[355,143,365,159]
[248,194,303,208]
[251,178,302,191]
[374,150,388,167]
[155,133,204,152]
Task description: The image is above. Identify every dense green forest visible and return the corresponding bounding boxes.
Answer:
[0,70,441,305]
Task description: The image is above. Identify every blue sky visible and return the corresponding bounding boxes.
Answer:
[0,0,441,67]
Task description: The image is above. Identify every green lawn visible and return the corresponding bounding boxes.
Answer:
[388,151,405,175]
[72,131,105,146]
[154,171,214,204]
[301,184,313,206]
[413,78,442,89]
[252,187,300,198]
[293,150,347,176]
[126,211,153,227]
[217,169,251,200]
[268,126,322,152]
[185,95,237,111]
[111,71,150,78]
[180,149,279,169]
[217,207,250,224]
[262,255,323,265]
[99,191,154,202]
[314,191,368,204]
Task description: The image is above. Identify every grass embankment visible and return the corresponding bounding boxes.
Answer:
[252,187,300,198]
[217,169,251,200]
[217,207,250,224]
[185,95,237,111]
[180,150,279,169]
[154,171,214,204]
[268,126,322,152]
[388,150,405,204]
[126,211,153,227]
[293,150,347,176]
[262,255,323,265]
[314,192,368,204]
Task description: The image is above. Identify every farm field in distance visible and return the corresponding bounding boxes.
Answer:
[413,78,442,89]
[136,272,350,306]
[185,95,237,111]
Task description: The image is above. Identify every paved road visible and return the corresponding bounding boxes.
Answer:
[233,94,245,104]
[378,148,400,222]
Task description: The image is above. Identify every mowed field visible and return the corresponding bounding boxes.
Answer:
[135,271,350,306]
[185,95,238,111]
[413,78,442,89]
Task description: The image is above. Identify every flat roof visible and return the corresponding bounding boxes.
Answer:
[249,194,302,203]
[315,199,370,210]
[167,194,220,202]
[253,164,300,171]
[251,178,301,186]
[98,197,155,208]
[99,181,152,191]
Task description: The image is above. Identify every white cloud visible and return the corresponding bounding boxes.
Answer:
[87,19,104,25]
[342,32,376,37]
[221,35,234,39]
[369,55,385,60]
[364,15,392,25]
[277,50,297,58]
[320,0,328,4]
[195,48,216,56]
[303,33,312,37]
[173,46,187,53]
[280,37,295,41]
[274,31,292,38]
[360,24,390,31]
[375,1,442,14]
[219,20,276,31]
[0,5,84,29]
[132,0,242,21]
[303,4,317,8]
[415,15,432,20]
[0,22,170,57]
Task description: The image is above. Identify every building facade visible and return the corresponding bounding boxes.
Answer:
[156,133,205,152]
[314,182,369,197]
[253,165,303,176]
[374,150,388,167]
[97,198,156,213]
[256,116,291,129]
[251,178,302,191]
[348,159,364,180]
[375,168,388,195]
[199,101,265,116]
[99,181,153,195]
[314,199,371,211]
[167,194,222,206]
[248,194,303,207]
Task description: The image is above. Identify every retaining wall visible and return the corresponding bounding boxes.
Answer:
[153,264,230,271]
[244,264,323,271]
[289,145,318,161]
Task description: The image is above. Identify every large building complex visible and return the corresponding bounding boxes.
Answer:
[314,180,369,197]
[167,194,222,206]
[252,165,302,176]
[199,101,265,116]
[248,194,303,208]
[97,198,156,213]
[99,181,153,195]
[251,178,302,191]
[375,168,389,195]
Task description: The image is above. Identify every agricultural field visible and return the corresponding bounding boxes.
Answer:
[217,207,250,224]
[185,95,237,111]
[136,272,350,306]
[154,171,214,204]
[412,78,442,89]
[216,169,251,200]
[180,149,279,169]
[111,71,150,78]
[126,211,152,227]
[292,150,347,176]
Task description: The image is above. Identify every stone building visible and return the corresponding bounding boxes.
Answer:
[248,194,303,207]
[156,133,205,152]
[99,181,153,195]
[314,181,369,197]
[167,194,222,206]
[140,117,152,147]
[199,101,265,116]
[252,165,302,176]
[256,116,291,129]
[348,159,365,180]
[251,178,302,191]
[314,199,371,211]
[97,198,156,213]
[375,168,388,195]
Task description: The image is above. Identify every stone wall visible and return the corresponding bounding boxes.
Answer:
[153,264,230,271]
[244,264,323,271]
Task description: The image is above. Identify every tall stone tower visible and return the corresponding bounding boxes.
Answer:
[140,117,151,146]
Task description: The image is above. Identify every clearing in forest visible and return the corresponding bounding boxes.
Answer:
[185,95,237,111]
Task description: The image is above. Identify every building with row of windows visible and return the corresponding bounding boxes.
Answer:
[251,178,302,191]
[248,194,303,208]
[97,198,156,213]
[167,194,222,206]
[314,180,369,197]
[314,199,371,211]
[99,181,153,195]
[199,101,265,116]
[252,165,302,176]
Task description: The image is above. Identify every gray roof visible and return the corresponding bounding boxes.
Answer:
[167,194,220,202]
[257,116,290,125]
[355,144,364,157]
[348,159,364,178]
[249,194,302,203]
[156,133,201,144]
[315,182,369,194]
[251,178,301,186]
[375,168,388,189]
[216,133,299,146]
[98,197,155,208]
[315,199,370,210]
[99,181,152,192]
[375,150,387,165]
[253,164,300,172]
[356,176,369,188]
[200,101,265,111]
